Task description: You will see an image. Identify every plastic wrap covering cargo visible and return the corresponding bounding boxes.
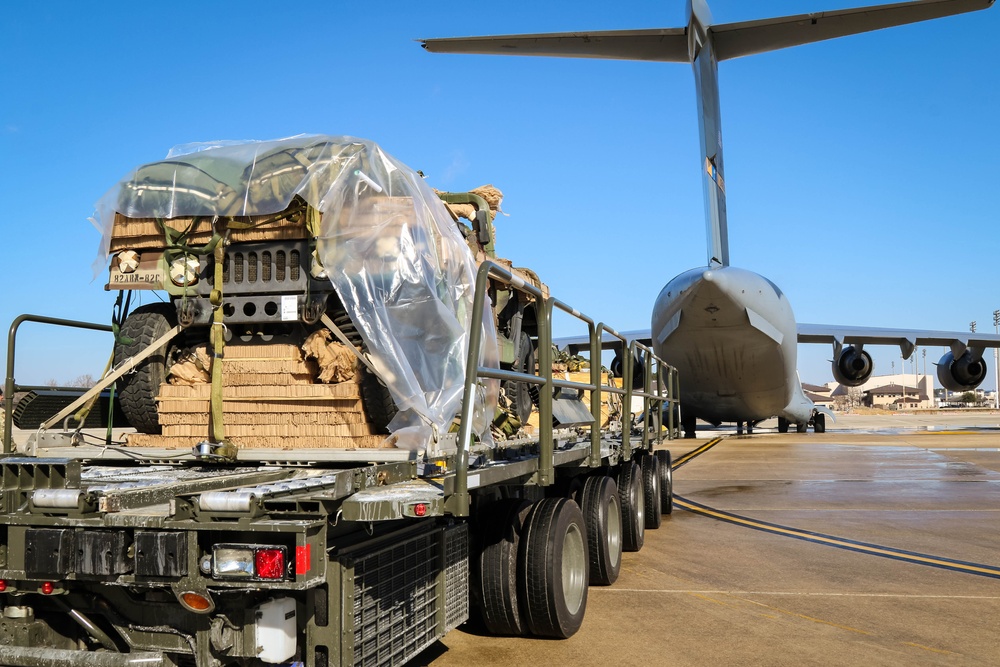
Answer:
[92,135,499,450]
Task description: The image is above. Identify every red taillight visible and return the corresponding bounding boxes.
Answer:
[413,503,428,517]
[40,581,54,595]
[254,548,285,580]
[0,580,7,592]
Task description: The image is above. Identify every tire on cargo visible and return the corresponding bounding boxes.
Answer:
[519,497,589,638]
[639,453,662,530]
[503,330,536,425]
[617,461,645,552]
[578,475,622,586]
[359,365,398,434]
[474,498,533,636]
[113,303,176,434]
[654,449,674,515]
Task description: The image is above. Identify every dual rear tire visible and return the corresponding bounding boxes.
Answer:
[474,497,588,638]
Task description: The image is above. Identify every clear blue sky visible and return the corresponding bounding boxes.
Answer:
[2,1,998,390]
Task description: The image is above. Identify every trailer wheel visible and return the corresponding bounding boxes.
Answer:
[579,475,622,586]
[113,303,177,434]
[520,498,589,638]
[475,498,532,635]
[639,453,662,530]
[359,366,397,433]
[617,461,645,552]
[654,450,674,515]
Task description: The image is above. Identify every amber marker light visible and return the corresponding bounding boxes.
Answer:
[178,591,215,613]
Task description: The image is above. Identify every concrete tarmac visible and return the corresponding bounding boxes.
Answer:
[416,413,1000,666]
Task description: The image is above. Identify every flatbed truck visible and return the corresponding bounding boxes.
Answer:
[1,260,678,666]
[0,135,680,666]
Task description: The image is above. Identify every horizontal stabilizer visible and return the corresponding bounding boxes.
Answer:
[712,0,994,61]
[420,28,689,62]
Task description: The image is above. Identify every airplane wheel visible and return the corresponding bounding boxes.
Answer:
[578,475,622,586]
[520,498,589,638]
[778,417,789,433]
[654,450,674,515]
[796,422,807,433]
[617,461,645,552]
[746,422,754,435]
[681,410,697,439]
[639,453,662,530]
[814,413,827,433]
[476,498,533,636]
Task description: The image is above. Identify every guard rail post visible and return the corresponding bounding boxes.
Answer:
[4,315,113,454]
[535,297,555,486]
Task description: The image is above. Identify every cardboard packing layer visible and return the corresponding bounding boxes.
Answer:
[109,213,307,252]
[157,410,367,427]
[136,341,383,449]
[126,433,390,450]
[158,382,361,400]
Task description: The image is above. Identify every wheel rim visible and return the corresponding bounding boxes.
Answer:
[607,493,622,568]
[562,521,587,615]
[633,475,644,536]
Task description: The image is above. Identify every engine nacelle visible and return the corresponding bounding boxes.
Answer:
[936,350,987,392]
[831,346,873,387]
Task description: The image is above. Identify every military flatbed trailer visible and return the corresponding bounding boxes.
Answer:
[1,261,679,667]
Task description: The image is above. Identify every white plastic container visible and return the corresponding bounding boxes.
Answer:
[254,597,297,663]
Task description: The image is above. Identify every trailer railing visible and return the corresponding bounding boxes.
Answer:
[4,315,114,455]
[451,261,679,516]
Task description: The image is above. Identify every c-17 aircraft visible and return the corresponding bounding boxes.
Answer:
[421,0,1000,438]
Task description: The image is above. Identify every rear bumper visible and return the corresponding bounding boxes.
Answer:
[0,646,172,667]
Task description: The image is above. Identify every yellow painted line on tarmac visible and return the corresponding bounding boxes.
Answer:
[670,437,724,469]
[668,436,1000,580]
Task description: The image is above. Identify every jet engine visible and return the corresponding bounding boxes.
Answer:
[936,350,987,392]
[831,346,873,387]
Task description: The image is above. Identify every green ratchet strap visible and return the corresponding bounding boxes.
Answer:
[208,241,234,457]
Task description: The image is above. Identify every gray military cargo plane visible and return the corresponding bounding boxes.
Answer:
[421,0,1000,437]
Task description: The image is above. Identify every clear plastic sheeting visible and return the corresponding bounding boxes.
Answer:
[92,135,499,450]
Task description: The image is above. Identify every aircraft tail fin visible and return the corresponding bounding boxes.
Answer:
[712,0,993,61]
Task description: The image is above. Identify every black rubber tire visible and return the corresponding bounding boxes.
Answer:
[653,450,674,515]
[503,331,536,425]
[359,365,397,434]
[796,422,808,433]
[578,475,622,586]
[113,303,176,434]
[475,498,533,636]
[639,453,662,530]
[778,417,789,433]
[617,461,645,552]
[519,498,589,638]
[814,413,827,433]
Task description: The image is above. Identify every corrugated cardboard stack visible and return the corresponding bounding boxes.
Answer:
[126,342,387,450]
[110,211,307,253]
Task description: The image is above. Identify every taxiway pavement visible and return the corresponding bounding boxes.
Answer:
[417,412,1000,666]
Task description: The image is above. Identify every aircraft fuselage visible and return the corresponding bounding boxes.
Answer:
[651,266,809,425]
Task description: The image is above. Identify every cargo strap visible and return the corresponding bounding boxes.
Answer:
[40,325,183,432]
[208,240,232,456]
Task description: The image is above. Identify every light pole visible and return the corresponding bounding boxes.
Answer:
[994,310,1000,410]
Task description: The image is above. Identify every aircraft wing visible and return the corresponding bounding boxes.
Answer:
[419,28,689,62]
[797,322,1000,359]
[555,329,653,354]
